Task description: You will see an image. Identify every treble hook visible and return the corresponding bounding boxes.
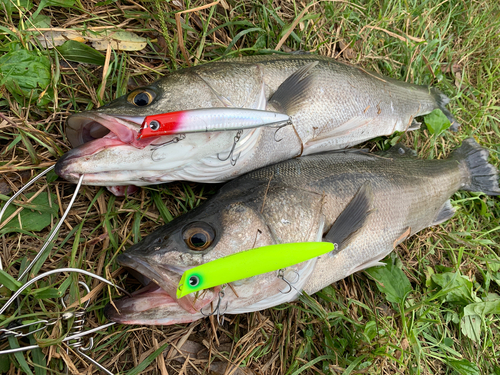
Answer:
[200,288,228,325]
[150,134,186,162]
[217,130,243,166]
[273,120,292,142]
[277,268,300,294]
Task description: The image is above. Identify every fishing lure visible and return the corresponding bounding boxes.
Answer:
[137,108,290,139]
[177,242,334,298]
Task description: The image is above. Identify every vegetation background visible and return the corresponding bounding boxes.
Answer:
[0,0,499,374]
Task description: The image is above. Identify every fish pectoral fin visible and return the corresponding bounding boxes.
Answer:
[268,61,318,115]
[324,182,374,254]
[431,200,455,225]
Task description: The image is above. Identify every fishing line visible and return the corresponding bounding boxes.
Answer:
[0,268,128,374]
[18,175,84,283]
[0,170,127,374]
[0,165,56,271]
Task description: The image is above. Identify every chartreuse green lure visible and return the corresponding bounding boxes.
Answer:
[177,242,334,298]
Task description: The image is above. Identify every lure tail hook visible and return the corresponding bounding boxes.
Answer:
[273,121,292,142]
[277,269,300,294]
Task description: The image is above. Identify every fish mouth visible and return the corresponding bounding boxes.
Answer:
[66,113,150,149]
[105,253,219,325]
[56,113,160,185]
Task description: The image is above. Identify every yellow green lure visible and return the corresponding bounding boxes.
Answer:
[177,242,334,298]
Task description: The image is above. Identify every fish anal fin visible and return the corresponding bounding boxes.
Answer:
[432,200,455,225]
[378,143,417,158]
[269,61,319,115]
[408,119,422,131]
[324,182,374,253]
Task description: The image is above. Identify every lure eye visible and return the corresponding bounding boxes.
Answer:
[182,222,215,251]
[127,89,156,107]
[149,120,160,131]
[188,275,200,287]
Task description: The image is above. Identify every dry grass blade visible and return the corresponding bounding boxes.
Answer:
[175,0,220,64]
[0,0,499,374]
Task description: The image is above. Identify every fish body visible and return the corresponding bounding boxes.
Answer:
[104,139,499,325]
[137,108,290,138]
[56,55,458,190]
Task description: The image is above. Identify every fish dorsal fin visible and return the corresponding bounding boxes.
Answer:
[431,200,455,225]
[324,182,374,253]
[268,61,318,115]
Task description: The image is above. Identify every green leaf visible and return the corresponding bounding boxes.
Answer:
[0,354,10,373]
[464,299,500,316]
[460,300,500,342]
[445,359,480,375]
[0,0,32,16]
[125,342,169,375]
[431,272,476,305]
[363,320,377,342]
[56,40,105,65]
[45,168,59,183]
[151,191,173,223]
[460,314,481,342]
[424,109,451,136]
[31,287,62,299]
[0,49,51,102]
[28,335,47,375]
[30,14,51,29]
[0,192,59,234]
[8,337,34,375]
[31,0,75,20]
[365,259,412,305]
[0,270,22,291]
[40,0,75,6]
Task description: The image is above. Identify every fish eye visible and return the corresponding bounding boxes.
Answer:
[182,222,215,251]
[127,89,156,107]
[189,275,200,287]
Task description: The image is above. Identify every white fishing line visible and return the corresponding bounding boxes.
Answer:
[16,175,84,282]
[0,165,56,271]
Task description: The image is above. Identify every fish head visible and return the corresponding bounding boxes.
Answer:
[56,64,268,189]
[105,185,315,325]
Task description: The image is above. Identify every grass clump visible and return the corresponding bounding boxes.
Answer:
[0,0,499,374]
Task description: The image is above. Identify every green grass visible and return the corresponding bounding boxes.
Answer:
[0,0,499,374]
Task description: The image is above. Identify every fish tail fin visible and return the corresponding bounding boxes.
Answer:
[451,138,500,195]
[430,87,460,131]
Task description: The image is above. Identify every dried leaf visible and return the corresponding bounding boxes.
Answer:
[37,30,87,48]
[92,30,147,51]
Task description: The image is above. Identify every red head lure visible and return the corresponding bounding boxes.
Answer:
[137,108,290,139]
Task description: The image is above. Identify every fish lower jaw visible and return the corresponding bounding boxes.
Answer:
[104,283,203,325]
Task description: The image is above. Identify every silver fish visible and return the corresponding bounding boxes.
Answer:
[56,55,459,193]
[104,139,498,325]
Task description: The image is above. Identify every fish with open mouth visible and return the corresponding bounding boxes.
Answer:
[55,54,459,195]
[104,138,499,325]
